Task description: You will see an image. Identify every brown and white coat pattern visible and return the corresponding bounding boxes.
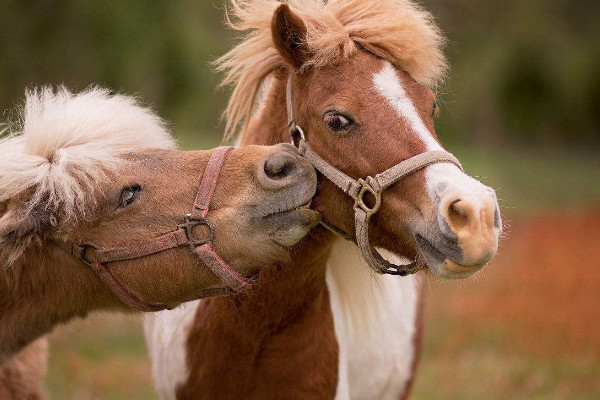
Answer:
[144,1,501,399]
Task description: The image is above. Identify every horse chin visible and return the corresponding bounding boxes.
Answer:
[376,243,485,280]
[430,259,486,279]
[264,207,321,247]
[414,235,486,279]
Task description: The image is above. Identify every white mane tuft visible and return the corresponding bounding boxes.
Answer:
[0,86,175,222]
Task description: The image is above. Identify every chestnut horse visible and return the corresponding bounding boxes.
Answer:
[145,1,502,399]
[0,86,319,398]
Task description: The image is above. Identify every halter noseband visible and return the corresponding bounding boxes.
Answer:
[71,146,252,312]
[286,76,463,276]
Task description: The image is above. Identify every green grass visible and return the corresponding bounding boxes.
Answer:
[48,311,600,400]
[46,314,158,400]
[413,312,600,400]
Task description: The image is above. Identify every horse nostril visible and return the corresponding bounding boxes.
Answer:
[447,199,470,231]
[263,152,300,180]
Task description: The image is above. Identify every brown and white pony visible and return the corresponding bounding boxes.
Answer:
[0,87,319,398]
[145,1,502,399]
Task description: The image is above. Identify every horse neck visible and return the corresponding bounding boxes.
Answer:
[176,77,340,398]
[0,244,119,363]
[179,231,338,399]
[239,74,335,311]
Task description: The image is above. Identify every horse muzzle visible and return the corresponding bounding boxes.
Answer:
[415,183,502,279]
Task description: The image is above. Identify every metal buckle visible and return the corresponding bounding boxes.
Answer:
[379,264,410,276]
[289,125,305,148]
[72,242,99,267]
[353,178,382,221]
[178,213,215,253]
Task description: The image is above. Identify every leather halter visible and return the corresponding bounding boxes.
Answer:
[286,76,463,276]
[70,146,252,312]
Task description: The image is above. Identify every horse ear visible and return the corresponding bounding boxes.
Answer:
[271,4,310,71]
[0,203,57,267]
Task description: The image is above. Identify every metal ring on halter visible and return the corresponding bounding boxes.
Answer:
[178,213,215,254]
[353,178,382,221]
[290,125,305,147]
[380,265,412,276]
[71,242,100,268]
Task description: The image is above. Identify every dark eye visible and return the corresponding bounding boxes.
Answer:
[118,184,141,208]
[324,111,354,132]
[432,100,439,117]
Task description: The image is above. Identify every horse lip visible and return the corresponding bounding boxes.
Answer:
[415,234,446,265]
[262,200,313,218]
[415,233,482,274]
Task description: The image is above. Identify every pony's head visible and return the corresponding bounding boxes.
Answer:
[219,0,501,279]
[0,87,319,306]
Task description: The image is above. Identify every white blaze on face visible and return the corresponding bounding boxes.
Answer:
[372,61,475,212]
[372,62,500,273]
[373,62,443,152]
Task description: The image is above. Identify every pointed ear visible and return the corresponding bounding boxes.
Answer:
[0,203,57,267]
[271,4,310,71]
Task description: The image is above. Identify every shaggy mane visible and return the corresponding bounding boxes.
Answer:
[0,86,175,225]
[217,0,447,138]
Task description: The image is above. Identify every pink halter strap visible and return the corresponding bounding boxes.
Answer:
[71,146,252,312]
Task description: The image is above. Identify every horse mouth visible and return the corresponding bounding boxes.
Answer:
[414,234,485,279]
[262,200,321,247]
[377,234,485,279]
[262,200,317,219]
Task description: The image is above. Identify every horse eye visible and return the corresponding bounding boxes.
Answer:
[324,112,354,132]
[118,184,141,208]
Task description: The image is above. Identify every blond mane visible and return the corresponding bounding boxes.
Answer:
[217,0,447,138]
[0,86,175,225]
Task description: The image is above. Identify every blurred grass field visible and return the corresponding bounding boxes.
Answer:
[45,145,600,399]
[413,210,600,400]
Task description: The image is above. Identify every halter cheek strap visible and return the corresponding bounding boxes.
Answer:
[286,76,463,276]
[71,146,252,312]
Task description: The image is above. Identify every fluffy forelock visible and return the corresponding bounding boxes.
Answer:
[216,0,447,138]
[0,86,175,223]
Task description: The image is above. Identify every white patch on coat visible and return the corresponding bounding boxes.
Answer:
[327,240,418,400]
[143,243,419,400]
[143,301,201,400]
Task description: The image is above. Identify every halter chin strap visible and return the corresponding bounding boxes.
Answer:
[71,146,252,312]
[286,76,463,276]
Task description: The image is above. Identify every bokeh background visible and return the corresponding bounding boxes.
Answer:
[1,1,599,399]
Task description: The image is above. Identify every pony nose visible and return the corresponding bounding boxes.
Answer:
[438,190,501,266]
[260,144,310,188]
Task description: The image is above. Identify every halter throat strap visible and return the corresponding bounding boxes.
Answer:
[286,75,463,276]
[71,146,252,312]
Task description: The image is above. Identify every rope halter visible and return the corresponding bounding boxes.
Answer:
[286,76,463,276]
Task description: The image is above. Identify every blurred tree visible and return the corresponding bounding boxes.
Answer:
[0,0,598,149]
[429,0,600,149]
[0,0,235,147]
